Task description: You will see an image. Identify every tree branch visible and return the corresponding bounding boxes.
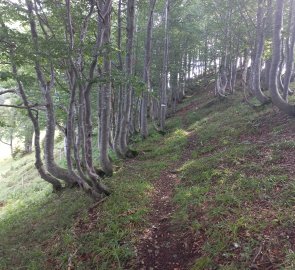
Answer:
[0,89,17,95]
[0,138,11,146]
[0,103,41,111]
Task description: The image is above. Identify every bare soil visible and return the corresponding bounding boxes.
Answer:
[133,102,205,270]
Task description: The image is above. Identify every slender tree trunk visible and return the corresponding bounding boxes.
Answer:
[171,68,178,112]
[24,123,34,154]
[264,58,272,89]
[117,0,136,158]
[160,0,169,132]
[140,0,156,138]
[114,0,124,154]
[251,0,271,104]
[204,29,208,76]
[231,56,238,93]
[64,71,86,188]
[10,57,62,191]
[65,0,110,195]
[242,49,250,92]
[98,0,113,175]
[9,134,13,158]
[26,0,79,186]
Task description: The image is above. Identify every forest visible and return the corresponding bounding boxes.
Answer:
[1,0,295,269]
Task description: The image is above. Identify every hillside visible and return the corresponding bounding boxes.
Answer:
[1,90,295,270]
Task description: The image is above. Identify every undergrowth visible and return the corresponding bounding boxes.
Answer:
[0,110,188,269]
[1,91,295,269]
[172,94,295,269]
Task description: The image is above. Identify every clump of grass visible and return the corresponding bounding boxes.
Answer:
[271,140,295,150]
[192,256,213,270]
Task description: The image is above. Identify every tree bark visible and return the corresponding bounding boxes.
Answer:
[159,0,169,132]
[140,0,156,138]
[117,0,136,158]
[270,0,295,116]
[251,0,271,104]
[26,0,76,186]
[24,123,34,154]
[10,57,62,191]
[283,0,295,101]
[98,0,113,176]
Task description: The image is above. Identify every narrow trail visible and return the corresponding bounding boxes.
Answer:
[134,100,204,270]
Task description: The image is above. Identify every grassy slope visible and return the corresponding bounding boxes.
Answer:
[0,103,191,269]
[173,95,295,269]
[1,89,295,269]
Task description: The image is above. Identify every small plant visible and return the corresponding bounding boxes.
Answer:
[192,256,213,270]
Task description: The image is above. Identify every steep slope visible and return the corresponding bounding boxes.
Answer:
[1,90,295,269]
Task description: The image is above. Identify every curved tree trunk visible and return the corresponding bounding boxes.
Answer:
[63,0,110,196]
[283,0,295,101]
[270,0,295,116]
[65,71,83,187]
[251,0,271,104]
[26,0,76,186]
[11,59,62,191]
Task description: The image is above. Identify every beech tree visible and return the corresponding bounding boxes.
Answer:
[2,0,295,197]
[98,0,113,176]
[159,0,169,132]
[140,0,157,138]
[270,0,295,116]
[251,0,271,104]
[115,0,136,158]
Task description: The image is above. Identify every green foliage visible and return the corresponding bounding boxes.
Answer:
[0,71,12,81]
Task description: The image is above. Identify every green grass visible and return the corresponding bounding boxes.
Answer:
[0,109,189,269]
[171,93,295,269]
[1,90,295,269]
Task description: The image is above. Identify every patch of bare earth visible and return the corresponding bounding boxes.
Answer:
[133,134,204,270]
[131,102,205,270]
[176,99,200,117]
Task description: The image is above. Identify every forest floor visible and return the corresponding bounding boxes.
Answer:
[1,88,295,269]
[133,100,202,270]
